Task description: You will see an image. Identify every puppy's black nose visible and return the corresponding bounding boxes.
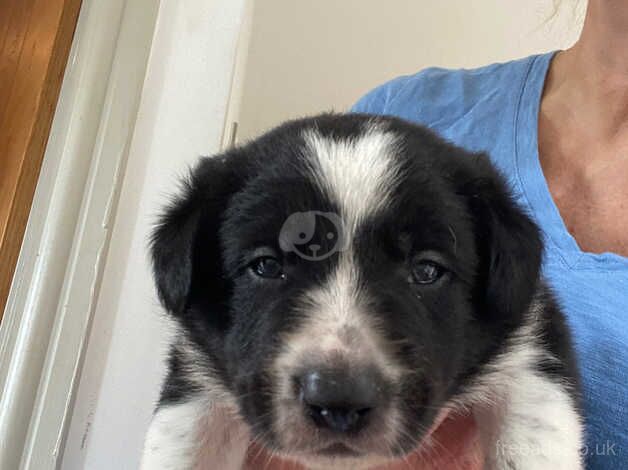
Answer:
[298,368,384,433]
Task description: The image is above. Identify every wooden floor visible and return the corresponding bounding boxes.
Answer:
[0,0,82,318]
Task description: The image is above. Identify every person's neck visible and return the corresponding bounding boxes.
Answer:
[546,0,628,141]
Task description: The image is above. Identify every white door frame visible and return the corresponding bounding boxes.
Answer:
[0,0,160,468]
[1,0,255,468]
[61,1,254,467]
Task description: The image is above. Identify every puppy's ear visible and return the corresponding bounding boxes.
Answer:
[458,154,543,324]
[150,154,242,314]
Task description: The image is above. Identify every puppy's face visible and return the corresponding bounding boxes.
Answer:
[151,114,541,468]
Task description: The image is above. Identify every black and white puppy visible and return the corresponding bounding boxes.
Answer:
[141,114,583,469]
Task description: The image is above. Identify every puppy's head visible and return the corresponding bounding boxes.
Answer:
[151,114,542,468]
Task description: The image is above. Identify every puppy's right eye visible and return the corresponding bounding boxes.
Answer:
[251,256,285,279]
[411,260,444,284]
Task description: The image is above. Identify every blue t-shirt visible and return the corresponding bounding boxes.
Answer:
[352,52,628,469]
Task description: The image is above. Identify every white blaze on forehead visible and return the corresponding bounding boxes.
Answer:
[272,126,405,450]
[275,125,404,382]
[302,124,402,235]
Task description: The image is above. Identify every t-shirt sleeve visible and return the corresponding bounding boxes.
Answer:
[349,69,451,123]
[348,61,526,173]
[350,75,415,115]
[349,64,516,149]
[350,83,388,114]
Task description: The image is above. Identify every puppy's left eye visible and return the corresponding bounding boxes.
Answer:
[411,260,445,284]
[251,256,285,279]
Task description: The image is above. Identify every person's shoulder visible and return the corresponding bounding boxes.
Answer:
[351,54,542,128]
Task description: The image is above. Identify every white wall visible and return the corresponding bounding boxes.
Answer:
[62,1,249,468]
[238,0,584,141]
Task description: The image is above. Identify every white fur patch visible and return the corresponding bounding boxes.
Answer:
[141,398,205,470]
[487,373,583,470]
[141,396,250,470]
[452,299,584,469]
[282,256,403,378]
[141,329,250,470]
[302,124,401,235]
